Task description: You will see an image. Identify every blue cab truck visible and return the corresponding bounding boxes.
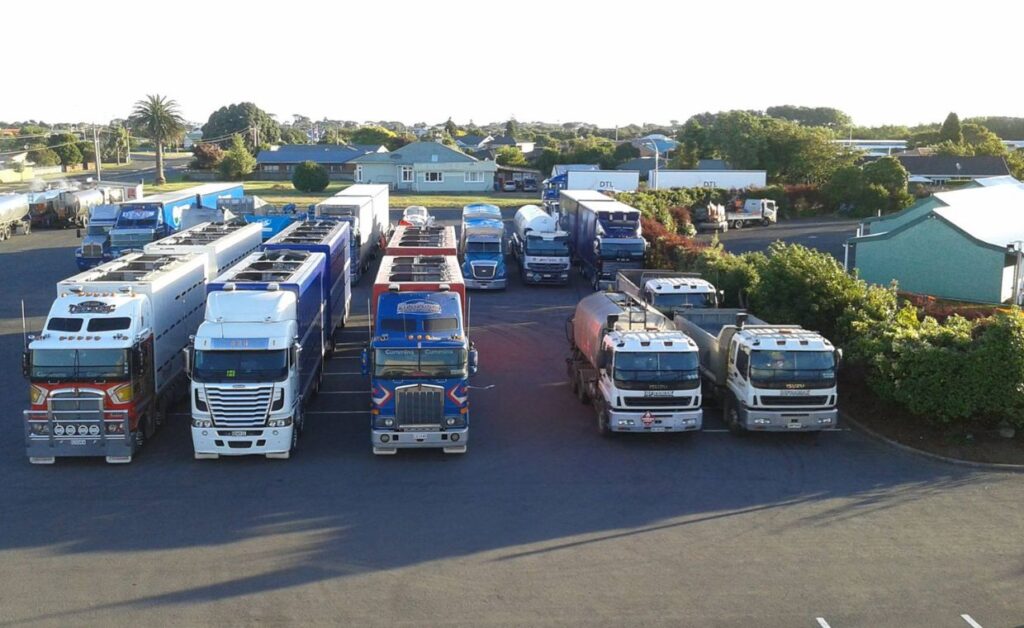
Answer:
[109,183,244,256]
[460,203,507,290]
[74,204,121,270]
[363,254,477,456]
[263,220,351,354]
[559,190,647,291]
[187,248,326,459]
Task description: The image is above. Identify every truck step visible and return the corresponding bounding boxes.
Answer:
[194,452,220,460]
[372,447,397,456]
[105,456,133,464]
[443,446,468,455]
[29,457,56,465]
[265,451,291,460]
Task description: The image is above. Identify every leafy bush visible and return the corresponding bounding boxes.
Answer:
[191,142,224,170]
[218,135,256,180]
[292,160,329,192]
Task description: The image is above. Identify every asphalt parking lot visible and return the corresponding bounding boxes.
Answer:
[0,215,1020,627]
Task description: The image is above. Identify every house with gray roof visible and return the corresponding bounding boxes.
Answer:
[896,155,1010,185]
[351,141,497,192]
[256,144,386,180]
[455,135,493,150]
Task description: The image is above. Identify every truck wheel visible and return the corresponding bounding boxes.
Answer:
[597,408,612,437]
[576,373,588,404]
[724,396,743,435]
[732,220,744,230]
[761,218,771,227]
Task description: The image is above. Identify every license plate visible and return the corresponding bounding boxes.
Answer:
[651,427,665,433]
[70,438,86,445]
[787,423,802,429]
[543,274,552,278]
[231,431,247,437]
[415,434,427,442]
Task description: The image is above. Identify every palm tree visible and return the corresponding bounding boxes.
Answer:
[129,94,185,184]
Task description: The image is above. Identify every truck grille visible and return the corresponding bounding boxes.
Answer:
[206,386,273,428]
[760,395,830,407]
[471,263,495,279]
[527,262,567,272]
[49,391,104,421]
[623,396,693,408]
[82,243,104,258]
[395,384,444,427]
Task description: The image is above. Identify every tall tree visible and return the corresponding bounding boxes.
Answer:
[129,94,185,184]
[202,102,280,152]
[47,133,82,167]
[102,124,131,164]
[939,112,964,145]
[444,117,458,137]
[505,118,518,137]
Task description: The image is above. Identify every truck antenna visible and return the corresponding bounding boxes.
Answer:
[21,299,28,350]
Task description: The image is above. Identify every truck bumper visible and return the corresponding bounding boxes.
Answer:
[522,269,570,284]
[608,409,702,433]
[464,278,507,290]
[191,426,293,458]
[25,433,134,463]
[739,406,837,431]
[371,428,468,453]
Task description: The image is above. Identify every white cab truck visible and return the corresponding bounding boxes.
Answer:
[566,291,702,435]
[143,221,263,280]
[511,204,571,285]
[24,252,208,464]
[675,310,839,433]
[186,249,326,460]
[726,198,777,229]
[616,269,720,319]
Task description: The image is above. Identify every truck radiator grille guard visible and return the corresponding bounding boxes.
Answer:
[471,263,496,279]
[82,243,104,258]
[24,391,129,439]
[759,395,830,407]
[527,262,567,272]
[622,396,694,408]
[395,384,444,427]
[206,386,273,428]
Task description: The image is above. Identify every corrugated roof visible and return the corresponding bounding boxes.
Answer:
[932,185,1024,248]
[353,141,477,165]
[972,175,1024,189]
[257,144,364,164]
[897,155,1010,177]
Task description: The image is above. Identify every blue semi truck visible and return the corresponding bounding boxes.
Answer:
[187,248,326,460]
[363,254,477,456]
[460,203,507,290]
[559,190,647,291]
[263,220,351,353]
[109,183,244,255]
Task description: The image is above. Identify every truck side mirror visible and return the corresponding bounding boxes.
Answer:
[22,350,31,378]
[361,346,369,377]
[292,343,302,368]
[835,348,843,366]
[182,347,192,378]
[596,350,608,370]
[468,348,479,376]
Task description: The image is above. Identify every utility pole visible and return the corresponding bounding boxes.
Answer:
[92,127,102,182]
[126,128,131,165]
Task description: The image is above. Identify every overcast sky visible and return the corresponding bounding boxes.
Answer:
[3,0,1019,129]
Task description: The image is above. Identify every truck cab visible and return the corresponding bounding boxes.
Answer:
[460,204,507,290]
[642,277,719,316]
[727,198,777,229]
[511,204,571,285]
[75,205,121,270]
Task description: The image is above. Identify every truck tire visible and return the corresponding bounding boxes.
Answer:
[569,367,579,396]
[732,220,744,230]
[761,217,771,227]
[597,407,612,437]
[576,373,589,404]
[724,395,743,435]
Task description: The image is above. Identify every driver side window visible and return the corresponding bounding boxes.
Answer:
[735,348,749,380]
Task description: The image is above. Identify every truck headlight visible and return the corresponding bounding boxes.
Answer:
[29,422,50,435]
[29,385,47,405]
[109,383,133,404]
[192,418,213,428]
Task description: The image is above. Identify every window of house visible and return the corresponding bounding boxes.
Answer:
[464,171,484,183]
[424,172,444,183]
[263,165,279,172]
[355,165,363,182]
[401,166,414,183]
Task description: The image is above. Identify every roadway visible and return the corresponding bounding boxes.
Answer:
[0,215,1019,627]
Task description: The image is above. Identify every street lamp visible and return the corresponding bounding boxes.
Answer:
[642,139,660,189]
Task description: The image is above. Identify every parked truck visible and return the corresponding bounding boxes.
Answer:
[28,189,64,228]
[692,202,728,232]
[675,310,840,433]
[264,220,351,353]
[560,190,647,290]
[363,253,477,455]
[109,183,244,255]
[726,198,777,229]
[616,270,720,318]
[217,195,303,240]
[23,252,208,464]
[314,184,389,282]
[74,205,121,270]
[385,225,458,256]
[460,203,507,290]
[566,291,702,435]
[510,204,571,285]
[144,221,264,280]
[186,249,327,460]
[0,193,31,240]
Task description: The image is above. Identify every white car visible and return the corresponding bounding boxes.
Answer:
[502,180,518,192]
[400,205,433,227]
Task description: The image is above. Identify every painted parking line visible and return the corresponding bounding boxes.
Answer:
[961,614,983,628]
[815,618,830,628]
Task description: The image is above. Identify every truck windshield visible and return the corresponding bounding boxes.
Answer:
[375,348,467,379]
[466,241,501,254]
[655,293,716,314]
[86,225,110,236]
[599,241,644,260]
[749,350,836,388]
[613,352,699,389]
[115,207,159,228]
[31,349,129,381]
[525,236,569,256]
[194,349,288,383]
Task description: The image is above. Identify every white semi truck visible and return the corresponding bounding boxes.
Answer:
[510,204,571,285]
[566,291,702,435]
[616,269,720,319]
[24,252,208,463]
[675,310,840,433]
[143,221,263,280]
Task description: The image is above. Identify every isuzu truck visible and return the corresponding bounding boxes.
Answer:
[675,310,840,433]
[566,291,702,435]
[363,254,477,455]
[314,184,389,281]
[24,252,208,464]
[187,249,326,460]
[560,191,647,290]
[510,204,571,285]
[616,270,720,318]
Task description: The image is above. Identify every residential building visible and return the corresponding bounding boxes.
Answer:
[455,134,493,151]
[351,141,496,192]
[632,134,678,157]
[849,183,1024,303]
[834,139,908,157]
[255,144,384,180]
[183,129,204,149]
[897,155,1010,185]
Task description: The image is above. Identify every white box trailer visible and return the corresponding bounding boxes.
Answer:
[565,170,639,192]
[315,184,389,277]
[144,221,263,280]
[649,170,767,190]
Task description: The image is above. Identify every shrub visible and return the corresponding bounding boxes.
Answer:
[191,142,224,170]
[218,135,256,180]
[292,161,329,192]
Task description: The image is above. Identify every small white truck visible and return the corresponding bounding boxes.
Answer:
[726,198,777,229]
[616,270,720,319]
[566,291,702,435]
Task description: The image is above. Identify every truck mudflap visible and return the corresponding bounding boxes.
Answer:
[607,408,702,433]
[191,426,294,459]
[737,405,838,431]
[24,409,135,464]
[371,427,468,454]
